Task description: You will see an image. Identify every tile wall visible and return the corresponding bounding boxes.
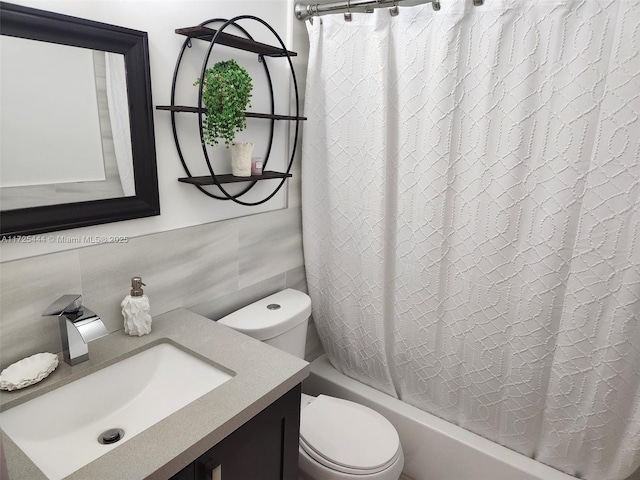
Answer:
[0,166,323,370]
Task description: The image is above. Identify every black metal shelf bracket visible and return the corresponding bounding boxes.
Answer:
[165,16,303,206]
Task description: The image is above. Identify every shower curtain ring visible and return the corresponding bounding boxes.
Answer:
[390,0,399,16]
[344,0,352,21]
[432,0,441,10]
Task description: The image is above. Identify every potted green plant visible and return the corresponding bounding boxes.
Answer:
[195,59,254,176]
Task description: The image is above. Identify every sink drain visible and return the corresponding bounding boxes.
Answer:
[98,428,125,445]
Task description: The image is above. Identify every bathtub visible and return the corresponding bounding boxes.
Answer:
[302,354,574,480]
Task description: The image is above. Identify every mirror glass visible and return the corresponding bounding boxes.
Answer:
[0,2,159,237]
[1,37,134,210]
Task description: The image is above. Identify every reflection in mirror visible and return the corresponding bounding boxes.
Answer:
[1,37,134,210]
[0,2,159,237]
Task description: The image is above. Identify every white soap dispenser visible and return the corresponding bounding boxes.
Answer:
[121,277,152,336]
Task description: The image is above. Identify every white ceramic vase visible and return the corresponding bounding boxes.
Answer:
[231,142,254,177]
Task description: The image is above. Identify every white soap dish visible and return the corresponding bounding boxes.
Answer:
[0,353,59,391]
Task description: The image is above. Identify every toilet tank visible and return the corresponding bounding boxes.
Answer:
[217,289,311,359]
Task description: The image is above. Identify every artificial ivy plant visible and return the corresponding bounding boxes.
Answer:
[195,59,253,147]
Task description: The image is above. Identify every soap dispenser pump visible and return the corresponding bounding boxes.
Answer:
[121,277,152,336]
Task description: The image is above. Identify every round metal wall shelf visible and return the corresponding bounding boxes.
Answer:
[157,15,305,206]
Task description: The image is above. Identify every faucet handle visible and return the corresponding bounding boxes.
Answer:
[42,295,83,316]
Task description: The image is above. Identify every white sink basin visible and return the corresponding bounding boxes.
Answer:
[0,342,233,479]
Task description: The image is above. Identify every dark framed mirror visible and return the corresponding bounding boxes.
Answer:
[0,2,160,237]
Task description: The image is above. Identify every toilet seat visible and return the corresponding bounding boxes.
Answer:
[299,395,401,475]
[300,436,402,475]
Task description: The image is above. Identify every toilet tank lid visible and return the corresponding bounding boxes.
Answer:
[217,289,311,341]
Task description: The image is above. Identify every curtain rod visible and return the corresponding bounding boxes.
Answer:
[294,0,440,21]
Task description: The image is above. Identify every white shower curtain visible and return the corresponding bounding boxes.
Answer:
[301,1,640,479]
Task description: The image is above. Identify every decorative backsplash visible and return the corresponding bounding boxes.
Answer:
[0,202,323,369]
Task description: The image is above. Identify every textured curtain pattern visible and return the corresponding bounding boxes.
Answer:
[301,1,640,479]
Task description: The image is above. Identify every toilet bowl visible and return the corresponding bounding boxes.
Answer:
[218,289,404,480]
[299,393,404,480]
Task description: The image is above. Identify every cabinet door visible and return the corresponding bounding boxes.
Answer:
[171,462,195,480]
[195,384,301,480]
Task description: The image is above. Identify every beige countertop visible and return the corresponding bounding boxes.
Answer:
[0,308,309,479]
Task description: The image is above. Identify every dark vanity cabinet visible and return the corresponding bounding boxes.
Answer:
[171,384,302,480]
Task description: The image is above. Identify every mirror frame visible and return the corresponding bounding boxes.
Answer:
[0,2,160,237]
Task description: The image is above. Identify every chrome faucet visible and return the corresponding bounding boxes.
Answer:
[43,295,108,366]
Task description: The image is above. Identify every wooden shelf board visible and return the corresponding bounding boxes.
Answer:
[156,105,306,121]
[178,171,292,186]
[175,26,297,57]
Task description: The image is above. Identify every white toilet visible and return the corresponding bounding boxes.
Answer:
[218,289,404,480]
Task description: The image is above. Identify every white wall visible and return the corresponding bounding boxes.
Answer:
[1,0,298,261]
